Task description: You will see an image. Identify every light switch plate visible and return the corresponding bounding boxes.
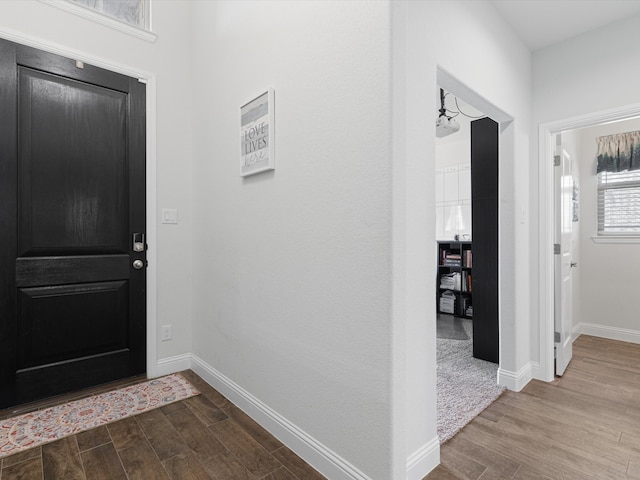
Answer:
[162,208,178,224]
[161,325,172,341]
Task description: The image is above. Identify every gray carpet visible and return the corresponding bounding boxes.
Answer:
[437,317,505,443]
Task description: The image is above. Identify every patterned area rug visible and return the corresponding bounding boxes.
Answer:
[437,319,505,443]
[0,373,199,459]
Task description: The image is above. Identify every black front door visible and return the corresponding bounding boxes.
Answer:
[0,39,147,409]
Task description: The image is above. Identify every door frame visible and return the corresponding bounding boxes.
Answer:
[0,28,159,379]
[437,68,514,381]
[538,102,640,381]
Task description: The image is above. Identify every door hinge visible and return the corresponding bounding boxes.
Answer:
[554,155,561,166]
[554,243,560,254]
[554,331,561,343]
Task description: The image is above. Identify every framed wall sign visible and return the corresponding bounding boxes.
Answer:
[240,89,275,177]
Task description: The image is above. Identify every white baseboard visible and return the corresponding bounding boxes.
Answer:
[189,354,373,480]
[158,353,439,479]
[571,323,582,343]
[573,323,640,345]
[155,353,192,377]
[528,361,542,381]
[497,362,534,392]
[406,438,440,480]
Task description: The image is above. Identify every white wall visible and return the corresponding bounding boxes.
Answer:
[575,118,640,339]
[0,1,194,363]
[397,0,531,476]
[428,1,533,388]
[427,0,533,379]
[189,1,393,478]
[532,14,640,364]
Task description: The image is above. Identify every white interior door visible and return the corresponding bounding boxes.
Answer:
[554,133,574,376]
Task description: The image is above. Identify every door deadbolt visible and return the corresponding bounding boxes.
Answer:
[133,233,145,252]
[133,259,144,270]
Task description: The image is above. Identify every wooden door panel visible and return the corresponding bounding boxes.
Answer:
[14,351,131,407]
[16,255,130,287]
[18,67,128,256]
[17,281,129,370]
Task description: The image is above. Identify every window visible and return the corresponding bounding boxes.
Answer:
[597,169,640,234]
[69,0,150,30]
[42,0,155,41]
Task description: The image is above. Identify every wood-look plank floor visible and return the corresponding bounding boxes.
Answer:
[0,370,326,480]
[425,335,640,480]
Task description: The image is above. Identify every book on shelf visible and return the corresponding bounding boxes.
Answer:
[443,259,461,267]
[463,250,473,268]
[461,271,470,292]
[441,250,462,267]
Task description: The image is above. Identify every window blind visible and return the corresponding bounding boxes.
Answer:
[598,169,640,233]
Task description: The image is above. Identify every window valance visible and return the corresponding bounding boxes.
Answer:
[596,130,640,173]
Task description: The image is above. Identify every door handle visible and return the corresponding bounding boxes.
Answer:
[133,233,145,252]
[570,262,578,268]
[133,259,145,270]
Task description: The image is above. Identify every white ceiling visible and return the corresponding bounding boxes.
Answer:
[491,0,640,52]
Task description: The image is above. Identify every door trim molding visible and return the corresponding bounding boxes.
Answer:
[0,27,159,379]
[537,102,640,382]
[438,67,516,381]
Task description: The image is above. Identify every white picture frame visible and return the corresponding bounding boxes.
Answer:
[240,88,275,177]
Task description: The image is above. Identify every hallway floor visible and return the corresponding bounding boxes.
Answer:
[0,370,326,480]
[426,335,640,479]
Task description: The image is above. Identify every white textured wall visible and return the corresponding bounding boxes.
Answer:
[0,1,194,361]
[399,0,531,475]
[189,1,392,478]
[430,0,532,372]
[532,14,640,358]
[428,0,533,379]
[576,118,640,334]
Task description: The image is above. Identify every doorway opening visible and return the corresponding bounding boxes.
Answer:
[434,71,508,442]
[540,108,640,380]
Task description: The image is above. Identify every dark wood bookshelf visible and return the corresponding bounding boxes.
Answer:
[437,241,473,319]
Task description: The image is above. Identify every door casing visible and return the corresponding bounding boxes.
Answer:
[0,29,159,380]
[437,68,515,386]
